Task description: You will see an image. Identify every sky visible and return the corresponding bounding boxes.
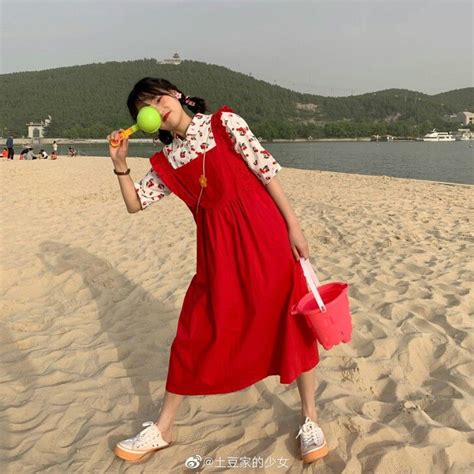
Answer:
[1,0,472,97]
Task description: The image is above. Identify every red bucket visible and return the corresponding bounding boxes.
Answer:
[291,258,352,350]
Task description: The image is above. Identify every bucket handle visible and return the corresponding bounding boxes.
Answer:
[299,257,327,313]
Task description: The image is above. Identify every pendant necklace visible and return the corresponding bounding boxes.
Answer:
[195,126,210,215]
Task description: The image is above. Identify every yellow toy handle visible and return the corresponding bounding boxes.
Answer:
[109,124,140,147]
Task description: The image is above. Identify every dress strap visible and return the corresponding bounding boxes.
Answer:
[210,105,236,149]
[213,105,235,116]
[149,150,196,208]
[149,150,165,171]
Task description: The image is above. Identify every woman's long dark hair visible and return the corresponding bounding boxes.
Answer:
[127,77,207,145]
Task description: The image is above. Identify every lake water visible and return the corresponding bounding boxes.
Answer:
[55,141,473,185]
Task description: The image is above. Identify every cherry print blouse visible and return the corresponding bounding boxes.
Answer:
[133,112,282,210]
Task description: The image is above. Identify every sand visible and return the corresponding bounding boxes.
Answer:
[1,156,473,473]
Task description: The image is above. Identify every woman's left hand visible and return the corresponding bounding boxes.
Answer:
[288,224,310,261]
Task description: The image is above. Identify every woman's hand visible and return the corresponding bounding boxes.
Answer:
[288,224,310,261]
[107,130,129,163]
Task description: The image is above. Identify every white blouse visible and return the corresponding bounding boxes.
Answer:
[134,112,282,210]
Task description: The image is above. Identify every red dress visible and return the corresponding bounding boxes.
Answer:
[150,106,319,395]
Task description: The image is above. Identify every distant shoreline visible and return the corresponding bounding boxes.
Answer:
[7,137,423,146]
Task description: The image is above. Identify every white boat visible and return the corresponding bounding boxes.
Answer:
[458,132,473,141]
[422,129,456,142]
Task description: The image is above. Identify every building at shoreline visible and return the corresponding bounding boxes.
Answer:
[27,122,45,139]
[457,111,474,125]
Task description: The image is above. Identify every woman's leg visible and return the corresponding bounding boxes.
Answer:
[296,367,319,423]
[154,390,185,443]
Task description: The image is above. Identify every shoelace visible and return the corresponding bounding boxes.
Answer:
[130,421,156,444]
[295,419,324,448]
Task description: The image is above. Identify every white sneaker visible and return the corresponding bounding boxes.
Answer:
[114,421,172,462]
[296,416,328,463]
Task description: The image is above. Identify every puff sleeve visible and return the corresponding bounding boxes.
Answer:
[221,112,282,185]
[133,168,172,210]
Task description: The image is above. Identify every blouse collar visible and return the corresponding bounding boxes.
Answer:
[173,113,209,143]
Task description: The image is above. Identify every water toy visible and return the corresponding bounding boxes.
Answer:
[109,106,162,147]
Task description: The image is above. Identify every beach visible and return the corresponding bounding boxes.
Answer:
[1,156,473,472]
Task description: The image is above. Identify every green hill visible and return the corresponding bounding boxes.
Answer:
[431,88,474,112]
[1,59,472,139]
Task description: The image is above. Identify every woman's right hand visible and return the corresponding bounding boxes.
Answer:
[107,130,129,163]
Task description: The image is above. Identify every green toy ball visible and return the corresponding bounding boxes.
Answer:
[136,106,162,133]
[109,105,162,148]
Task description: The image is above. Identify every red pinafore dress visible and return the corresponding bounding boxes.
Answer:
[150,106,319,395]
